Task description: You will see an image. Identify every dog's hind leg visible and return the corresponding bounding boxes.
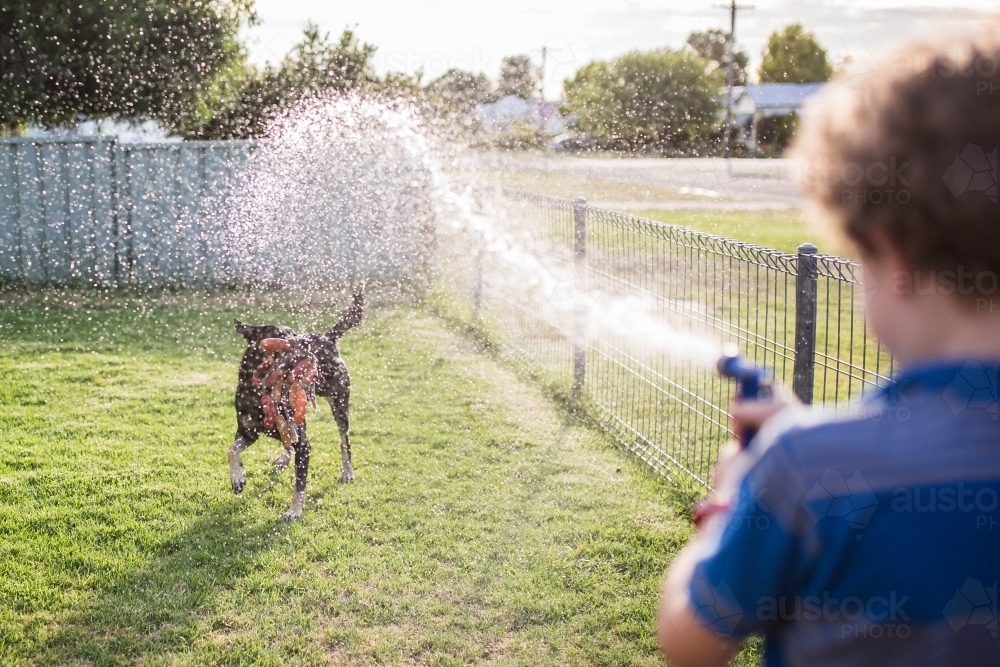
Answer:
[228,433,254,494]
[273,446,292,473]
[327,395,354,484]
[284,435,311,521]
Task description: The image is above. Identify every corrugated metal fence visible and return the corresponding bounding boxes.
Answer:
[0,136,435,288]
[0,137,255,287]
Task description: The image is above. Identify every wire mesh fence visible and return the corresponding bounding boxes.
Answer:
[438,189,893,490]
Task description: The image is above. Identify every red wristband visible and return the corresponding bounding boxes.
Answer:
[691,499,731,528]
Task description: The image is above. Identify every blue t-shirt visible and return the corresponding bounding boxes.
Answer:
[689,360,1000,666]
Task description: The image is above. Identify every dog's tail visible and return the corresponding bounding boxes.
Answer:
[327,286,366,341]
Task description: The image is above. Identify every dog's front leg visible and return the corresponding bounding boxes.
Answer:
[228,434,252,494]
[284,437,311,521]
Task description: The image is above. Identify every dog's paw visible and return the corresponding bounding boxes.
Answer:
[282,507,303,521]
[231,472,246,494]
[338,470,355,484]
[273,451,291,473]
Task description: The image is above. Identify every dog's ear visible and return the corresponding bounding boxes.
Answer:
[234,319,254,341]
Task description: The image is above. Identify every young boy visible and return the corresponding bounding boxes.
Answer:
[658,28,1000,667]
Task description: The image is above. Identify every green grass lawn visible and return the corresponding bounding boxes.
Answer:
[632,209,819,255]
[488,171,844,256]
[0,289,700,666]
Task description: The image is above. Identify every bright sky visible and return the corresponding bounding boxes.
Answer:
[243,1,996,98]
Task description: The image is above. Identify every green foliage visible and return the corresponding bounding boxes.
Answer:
[192,24,377,140]
[563,49,722,152]
[425,68,492,114]
[756,110,799,154]
[633,208,811,254]
[0,0,252,134]
[758,24,832,84]
[496,54,536,100]
[687,29,748,86]
[490,118,542,150]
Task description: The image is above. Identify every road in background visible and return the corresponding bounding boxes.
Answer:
[484,154,803,210]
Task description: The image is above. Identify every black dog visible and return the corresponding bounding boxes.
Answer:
[229,289,365,520]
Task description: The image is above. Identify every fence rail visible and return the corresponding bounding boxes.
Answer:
[442,189,894,489]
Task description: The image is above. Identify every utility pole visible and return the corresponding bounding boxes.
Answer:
[714,1,754,159]
[540,46,547,101]
[535,45,561,101]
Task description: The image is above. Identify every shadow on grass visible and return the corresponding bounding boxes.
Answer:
[425,290,705,520]
[40,499,288,665]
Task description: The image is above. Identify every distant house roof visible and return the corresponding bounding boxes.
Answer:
[475,95,569,136]
[745,83,825,109]
[728,83,827,123]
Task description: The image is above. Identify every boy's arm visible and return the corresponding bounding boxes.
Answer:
[658,539,739,667]
[659,400,796,666]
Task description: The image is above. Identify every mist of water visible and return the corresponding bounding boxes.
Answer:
[442,185,723,366]
[226,95,439,289]
[226,93,722,366]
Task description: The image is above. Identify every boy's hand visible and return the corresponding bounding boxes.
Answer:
[709,394,798,509]
[731,395,795,437]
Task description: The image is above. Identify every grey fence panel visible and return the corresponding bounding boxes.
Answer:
[40,142,69,281]
[88,141,117,284]
[63,142,90,280]
[126,146,162,286]
[0,145,19,279]
[1,137,429,287]
[177,145,205,287]
[0,137,261,287]
[212,143,247,286]
[16,144,46,282]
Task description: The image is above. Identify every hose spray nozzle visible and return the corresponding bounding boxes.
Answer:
[717,343,773,449]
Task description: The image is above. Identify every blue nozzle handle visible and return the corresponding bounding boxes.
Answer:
[717,350,771,449]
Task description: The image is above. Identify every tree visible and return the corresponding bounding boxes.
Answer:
[758,24,832,84]
[563,50,721,152]
[425,68,492,114]
[687,29,748,86]
[193,24,377,139]
[756,110,799,153]
[0,0,252,134]
[496,55,536,100]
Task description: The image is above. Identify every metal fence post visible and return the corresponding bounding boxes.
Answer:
[473,248,483,317]
[792,243,819,404]
[572,198,587,396]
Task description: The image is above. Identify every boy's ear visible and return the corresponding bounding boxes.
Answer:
[865,230,913,275]
[234,319,254,341]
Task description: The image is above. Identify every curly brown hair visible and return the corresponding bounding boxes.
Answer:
[791,27,1000,282]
